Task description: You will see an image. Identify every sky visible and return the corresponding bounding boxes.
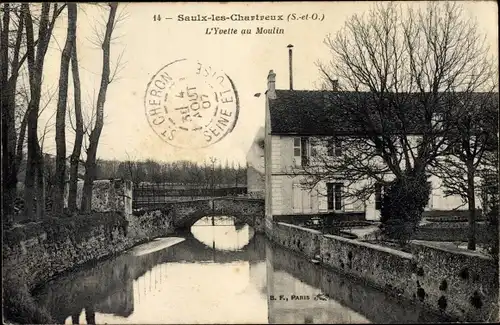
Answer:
[37,1,499,165]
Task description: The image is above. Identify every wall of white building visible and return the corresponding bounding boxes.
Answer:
[266,133,482,220]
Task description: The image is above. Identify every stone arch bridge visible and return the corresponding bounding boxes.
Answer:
[73,179,265,232]
[138,197,265,232]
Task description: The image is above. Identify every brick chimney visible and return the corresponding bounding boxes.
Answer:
[267,69,276,99]
[332,79,339,91]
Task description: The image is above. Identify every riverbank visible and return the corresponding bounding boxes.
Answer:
[30,228,448,324]
[3,209,172,323]
[265,221,499,322]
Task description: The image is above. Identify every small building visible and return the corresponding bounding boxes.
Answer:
[246,127,265,199]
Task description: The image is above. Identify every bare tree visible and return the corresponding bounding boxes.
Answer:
[14,80,31,181]
[430,93,498,250]
[53,3,77,214]
[481,148,499,257]
[299,2,495,242]
[1,4,63,221]
[81,2,120,213]
[67,37,84,212]
[122,152,145,187]
[187,162,205,186]
[23,3,66,220]
[1,3,24,222]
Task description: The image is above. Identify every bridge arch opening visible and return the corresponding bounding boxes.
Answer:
[170,198,264,232]
[190,216,255,251]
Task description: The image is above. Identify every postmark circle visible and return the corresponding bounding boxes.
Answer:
[144,59,239,149]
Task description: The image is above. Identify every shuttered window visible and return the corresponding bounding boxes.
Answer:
[293,137,301,157]
[301,137,309,166]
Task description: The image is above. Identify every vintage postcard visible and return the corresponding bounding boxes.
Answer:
[2,1,499,324]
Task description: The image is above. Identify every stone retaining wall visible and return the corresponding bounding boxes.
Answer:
[268,221,498,322]
[3,210,173,291]
[268,222,321,257]
[320,234,416,301]
[409,240,499,322]
[414,223,492,243]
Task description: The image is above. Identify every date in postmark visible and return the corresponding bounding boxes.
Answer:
[144,59,239,149]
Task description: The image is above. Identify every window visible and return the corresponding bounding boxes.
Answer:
[335,137,342,156]
[293,137,301,157]
[293,183,301,212]
[432,113,443,131]
[375,183,383,210]
[327,182,343,210]
[310,138,318,157]
[293,183,312,213]
[327,137,342,157]
[294,137,310,166]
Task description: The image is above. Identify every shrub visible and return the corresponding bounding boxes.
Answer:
[380,171,431,246]
[481,171,499,259]
[485,193,499,259]
[3,276,53,324]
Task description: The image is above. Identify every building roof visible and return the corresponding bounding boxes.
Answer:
[268,90,498,136]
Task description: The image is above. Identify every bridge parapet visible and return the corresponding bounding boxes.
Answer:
[152,198,264,232]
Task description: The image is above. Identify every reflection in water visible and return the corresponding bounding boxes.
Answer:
[33,216,450,324]
[191,216,254,251]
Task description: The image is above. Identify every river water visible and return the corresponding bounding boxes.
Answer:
[33,216,449,324]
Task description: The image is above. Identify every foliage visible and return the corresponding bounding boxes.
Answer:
[380,171,431,246]
[42,212,129,244]
[95,158,247,186]
[3,275,53,324]
[4,222,46,248]
[483,172,499,259]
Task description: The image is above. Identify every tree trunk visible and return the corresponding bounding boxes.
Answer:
[68,45,83,212]
[35,144,45,219]
[24,105,39,220]
[85,305,96,325]
[23,3,51,220]
[53,3,77,214]
[15,108,29,174]
[1,3,17,224]
[81,159,97,213]
[81,3,118,213]
[467,166,476,250]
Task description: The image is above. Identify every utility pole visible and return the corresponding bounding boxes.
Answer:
[210,156,217,226]
[210,156,216,196]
